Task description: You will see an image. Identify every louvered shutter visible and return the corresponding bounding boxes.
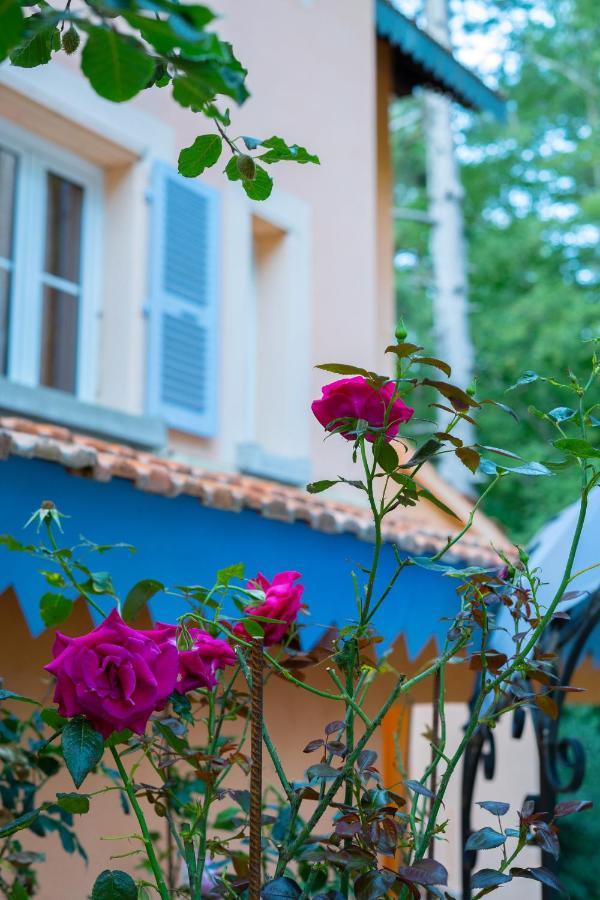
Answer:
[147,161,219,435]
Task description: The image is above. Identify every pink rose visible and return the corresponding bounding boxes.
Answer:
[233,570,303,646]
[311,376,413,442]
[45,609,179,738]
[142,624,236,694]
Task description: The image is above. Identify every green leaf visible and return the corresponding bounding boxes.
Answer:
[91,869,137,900]
[40,592,72,628]
[375,441,398,473]
[0,534,34,552]
[241,164,272,200]
[465,826,506,851]
[224,155,273,198]
[81,28,154,102]
[507,370,542,390]
[217,562,245,586]
[41,707,68,729]
[471,870,512,889]
[56,792,90,814]
[0,0,24,61]
[172,73,215,108]
[259,135,319,165]
[0,808,41,838]
[306,480,338,494]
[62,718,104,789]
[548,407,576,422]
[316,363,373,377]
[0,689,39,705]
[240,617,264,638]
[261,878,302,899]
[10,17,60,67]
[178,134,223,177]
[122,579,163,623]
[553,438,600,459]
[400,439,441,467]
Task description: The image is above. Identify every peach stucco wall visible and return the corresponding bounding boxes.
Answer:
[4,592,598,896]
[0,0,394,492]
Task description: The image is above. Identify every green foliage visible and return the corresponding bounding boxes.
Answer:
[62,717,104,789]
[178,134,223,177]
[558,706,600,898]
[81,29,155,102]
[91,870,137,900]
[0,0,318,197]
[39,591,72,628]
[122,578,164,623]
[391,0,600,541]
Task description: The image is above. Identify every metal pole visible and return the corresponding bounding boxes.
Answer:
[249,637,264,900]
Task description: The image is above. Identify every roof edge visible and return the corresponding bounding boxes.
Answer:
[376,0,507,122]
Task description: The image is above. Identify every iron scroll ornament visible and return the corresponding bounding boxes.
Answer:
[461,590,600,899]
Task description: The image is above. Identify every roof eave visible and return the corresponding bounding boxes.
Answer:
[376,0,507,122]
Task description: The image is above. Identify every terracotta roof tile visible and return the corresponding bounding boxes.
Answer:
[0,416,512,566]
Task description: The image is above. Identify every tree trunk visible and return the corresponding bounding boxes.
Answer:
[424,0,475,495]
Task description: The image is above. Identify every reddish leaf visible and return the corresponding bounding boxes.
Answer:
[535,694,558,719]
[303,739,325,754]
[325,720,345,735]
[510,867,567,894]
[553,799,593,819]
[398,858,448,886]
[456,446,481,473]
[468,651,507,673]
[422,379,480,411]
[413,356,452,377]
[385,342,422,358]
[533,822,559,859]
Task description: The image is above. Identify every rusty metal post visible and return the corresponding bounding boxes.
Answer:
[249,636,264,900]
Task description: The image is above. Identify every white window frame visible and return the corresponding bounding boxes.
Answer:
[0,118,103,401]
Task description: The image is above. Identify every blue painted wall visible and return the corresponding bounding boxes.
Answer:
[0,457,465,658]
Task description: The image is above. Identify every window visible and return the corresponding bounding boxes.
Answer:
[0,121,102,399]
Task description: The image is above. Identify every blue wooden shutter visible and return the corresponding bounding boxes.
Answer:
[147,161,219,435]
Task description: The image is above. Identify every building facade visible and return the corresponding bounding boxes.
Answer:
[0,2,533,896]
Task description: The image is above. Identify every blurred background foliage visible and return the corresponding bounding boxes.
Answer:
[392,0,599,542]
[558,705,600,898]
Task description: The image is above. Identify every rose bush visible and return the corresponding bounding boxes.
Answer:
[2,339,597,900]
[311,375,414,442]
[143,623,237,693]
[44,609,179,739]
[233,570,304,646]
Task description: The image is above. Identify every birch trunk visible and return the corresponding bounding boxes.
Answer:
[424,0,475,495]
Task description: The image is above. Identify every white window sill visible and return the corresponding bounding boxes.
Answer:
[236,442,311,487]
[0,378,166,450]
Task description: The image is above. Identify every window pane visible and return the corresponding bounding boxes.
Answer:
[40,286,79,393]
[0,269,11,375]
[45,173,83,283]
[0,147,17,261]
[0,147,17,376]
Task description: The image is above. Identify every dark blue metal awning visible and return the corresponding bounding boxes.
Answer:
[376,0,507,121]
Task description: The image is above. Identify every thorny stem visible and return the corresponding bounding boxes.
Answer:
[45,521,106,618]
[110,747,169,900]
